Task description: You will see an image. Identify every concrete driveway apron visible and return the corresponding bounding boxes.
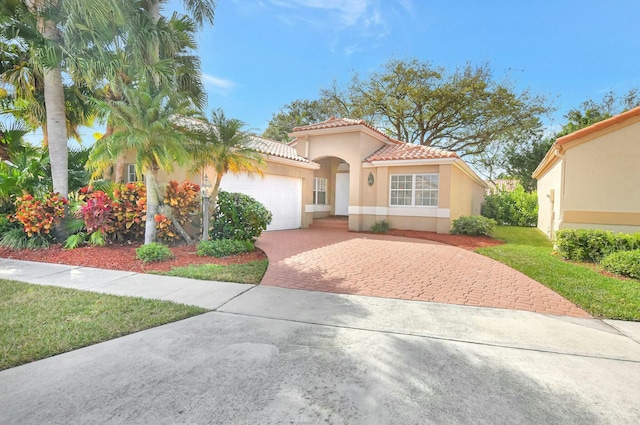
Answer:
[256,226,589,318]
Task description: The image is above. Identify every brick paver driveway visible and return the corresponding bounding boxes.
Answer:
[256,225,590,318]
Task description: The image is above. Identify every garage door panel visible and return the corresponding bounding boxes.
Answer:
[219,173,301,231]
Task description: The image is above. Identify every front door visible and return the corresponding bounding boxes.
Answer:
[335,173,349,216]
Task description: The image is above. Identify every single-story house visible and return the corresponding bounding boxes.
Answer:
[532,106,640,238]
[129,117,486,233]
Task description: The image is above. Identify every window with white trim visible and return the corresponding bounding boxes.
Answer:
[390,174,439,206]
[313,177,327,204]
[127,164,140,183]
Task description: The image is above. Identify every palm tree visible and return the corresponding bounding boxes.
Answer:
[87,86,200,244]
[72,3,210,182]
[187,109,265,213]
[1,0,126,200]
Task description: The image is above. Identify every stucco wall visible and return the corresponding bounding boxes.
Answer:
[446,164,485,233]
[536,157,563,239]
[562,118,640,233]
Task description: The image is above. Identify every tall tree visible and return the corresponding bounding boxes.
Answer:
[318,58,550,157]
[1,0,126,201]
[184,109,265,206]
[262,98,335,142]
[87,86,199,244]
[557,88,640,137]
[503,136,554,191]
[84,1,213,181]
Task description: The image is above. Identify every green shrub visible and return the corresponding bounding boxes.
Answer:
[601,250,640,279]
[196,239,255,257]
[135,242,173,263]
[481,185,538,227]
[371,219,390,233]
[0,228,51,250]
[450,216,496,237]
[211,191,272,242]
[0,215,19,235]
[555,229,640,263]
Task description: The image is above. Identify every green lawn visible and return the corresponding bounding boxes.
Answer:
[0,280,207,370]
[157,259,268,284]
[477,226,640,321]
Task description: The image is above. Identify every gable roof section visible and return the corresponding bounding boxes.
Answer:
[532,106,640,179]
[364,143,458,162]
[291,116,403,145]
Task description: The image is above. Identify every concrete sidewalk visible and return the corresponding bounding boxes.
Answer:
[0,258,253,310]
[1,259,640,424]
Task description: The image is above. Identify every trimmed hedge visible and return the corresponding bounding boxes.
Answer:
[197,239,254,257]
[555,229,640,263]
[211,191,272,242]
[601,250,640,280]
[450,216,496,237]
[481,185,538,227]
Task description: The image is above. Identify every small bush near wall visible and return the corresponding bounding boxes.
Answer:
[481,185,538,227]
[371,220,391,233]
[197,239,254,257]
[450,216,496,237]
[135,242,173,263]
[556,229,640,263]
[211,191,272,242]
[601,250,640,280]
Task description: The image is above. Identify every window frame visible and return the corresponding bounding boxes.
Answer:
[127,164,140,183]
[313,177,328,205]
[389,173,439,207]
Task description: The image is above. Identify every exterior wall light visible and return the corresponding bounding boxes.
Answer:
[368,172,374,186]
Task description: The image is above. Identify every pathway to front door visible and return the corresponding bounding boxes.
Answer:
[256,224,589,318]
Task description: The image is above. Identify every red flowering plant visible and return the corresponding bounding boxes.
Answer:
[12,192,67,237]
[157,180,201,243]
[78,190,114,237]
[111,182,147,241]
[154,213,179,243]
[163,181,201,226]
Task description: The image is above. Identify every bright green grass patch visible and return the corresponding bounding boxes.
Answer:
[0,280,206,370]
[158,259,268,284]
[477,226,640,321]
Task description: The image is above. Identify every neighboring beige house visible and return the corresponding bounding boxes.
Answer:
[532,106,640,238]
[130,117,486,233]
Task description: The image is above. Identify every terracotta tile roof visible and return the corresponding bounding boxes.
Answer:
[248,136,309,162]
[364,143,458,162]
[556,106,640,146]
[169,115,309,163]
[292,116,402,144]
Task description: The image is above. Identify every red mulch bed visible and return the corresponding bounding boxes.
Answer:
[382,229,504,251]
[0,230,501,273]
[0,244,266,274]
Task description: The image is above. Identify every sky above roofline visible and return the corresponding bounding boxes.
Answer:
[12,0,640,147]
[174,0,639,136]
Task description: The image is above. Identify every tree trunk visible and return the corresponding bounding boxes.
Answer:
[114,152,127,182]
[144,170,159,244]
[160,205,193,244]
[33,5,68,198]
[100,122,114,180]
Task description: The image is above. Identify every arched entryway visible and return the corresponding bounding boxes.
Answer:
[311,156,350,219]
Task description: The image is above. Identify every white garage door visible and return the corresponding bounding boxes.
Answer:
[219,173,302,231]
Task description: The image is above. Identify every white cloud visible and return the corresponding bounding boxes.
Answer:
[265,0,389,33]
[202,73,236,96]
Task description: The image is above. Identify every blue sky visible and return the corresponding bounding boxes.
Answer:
[165,0,639,135]
[11,0,640,144]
